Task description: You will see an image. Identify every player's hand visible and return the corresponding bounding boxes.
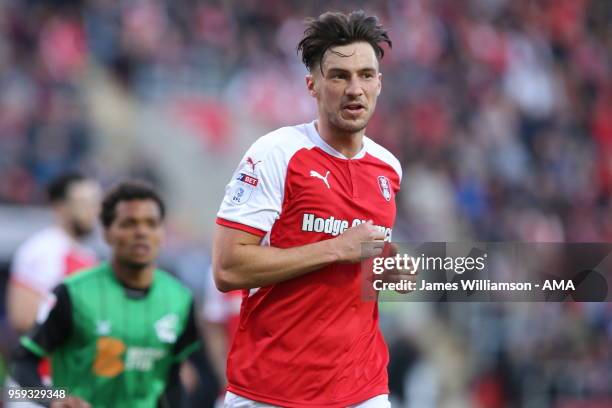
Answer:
[51,395,91,408]
[180,360,199,392]
[380,243,417,293]
[332,220,385,263]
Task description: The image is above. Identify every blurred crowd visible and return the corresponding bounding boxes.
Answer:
[1,0,611,407]
[1,0,611,239]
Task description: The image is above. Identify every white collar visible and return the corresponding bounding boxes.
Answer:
[305,120,368,160]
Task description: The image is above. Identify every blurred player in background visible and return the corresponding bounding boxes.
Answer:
[6,172,101,389]
[213,10,400,407]
[9,181,200,408]
[7,172,101,334]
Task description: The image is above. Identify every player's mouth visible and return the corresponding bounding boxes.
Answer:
[342,103,366,116]
[131,243,151,256]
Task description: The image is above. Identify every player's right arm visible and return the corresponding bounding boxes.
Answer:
[8,244,54,333]
[213,220,384,292]
[214,132,385,292]
[6,283,44,333]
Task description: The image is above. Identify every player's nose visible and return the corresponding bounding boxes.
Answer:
[345,77,364,97]
[134,223,151,238]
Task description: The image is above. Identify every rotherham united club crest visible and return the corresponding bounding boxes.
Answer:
[377,176,392,201]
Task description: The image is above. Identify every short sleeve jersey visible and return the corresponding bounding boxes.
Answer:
[216,121,401,407]
[11,226,98,295]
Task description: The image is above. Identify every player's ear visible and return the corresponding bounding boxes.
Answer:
[377,72,382,96]
[306,74,316,97]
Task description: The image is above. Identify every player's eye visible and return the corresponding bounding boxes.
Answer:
[146,219,159,228]
[120,219,136,228]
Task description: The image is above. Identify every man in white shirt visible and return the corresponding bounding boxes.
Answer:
[7,172,102,334]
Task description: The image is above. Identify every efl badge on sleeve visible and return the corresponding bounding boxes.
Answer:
[377,176,392,202]
[230,172,259,205]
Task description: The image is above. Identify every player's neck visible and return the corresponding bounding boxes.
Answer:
[315,120,364,159]
[111,259,154,289]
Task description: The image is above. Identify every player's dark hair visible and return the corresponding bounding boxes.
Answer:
[47,171,87,204]
[101,181,166,228]
[297,10,392,72]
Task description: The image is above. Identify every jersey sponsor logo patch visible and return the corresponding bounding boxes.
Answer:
[378,176,392,201]
[125,347,166,371]
[154,313,178,343]
[310,170,331,189]
[237,173,259,187]
[93,337,166,376]
[301,213,393,241]
[229,172,258,205]
[93,337,126,377]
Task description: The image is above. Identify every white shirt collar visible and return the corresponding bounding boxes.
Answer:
[305,120,368,160]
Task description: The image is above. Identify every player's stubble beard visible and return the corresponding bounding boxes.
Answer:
[327,101,375,136]
[69,219,94,239]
